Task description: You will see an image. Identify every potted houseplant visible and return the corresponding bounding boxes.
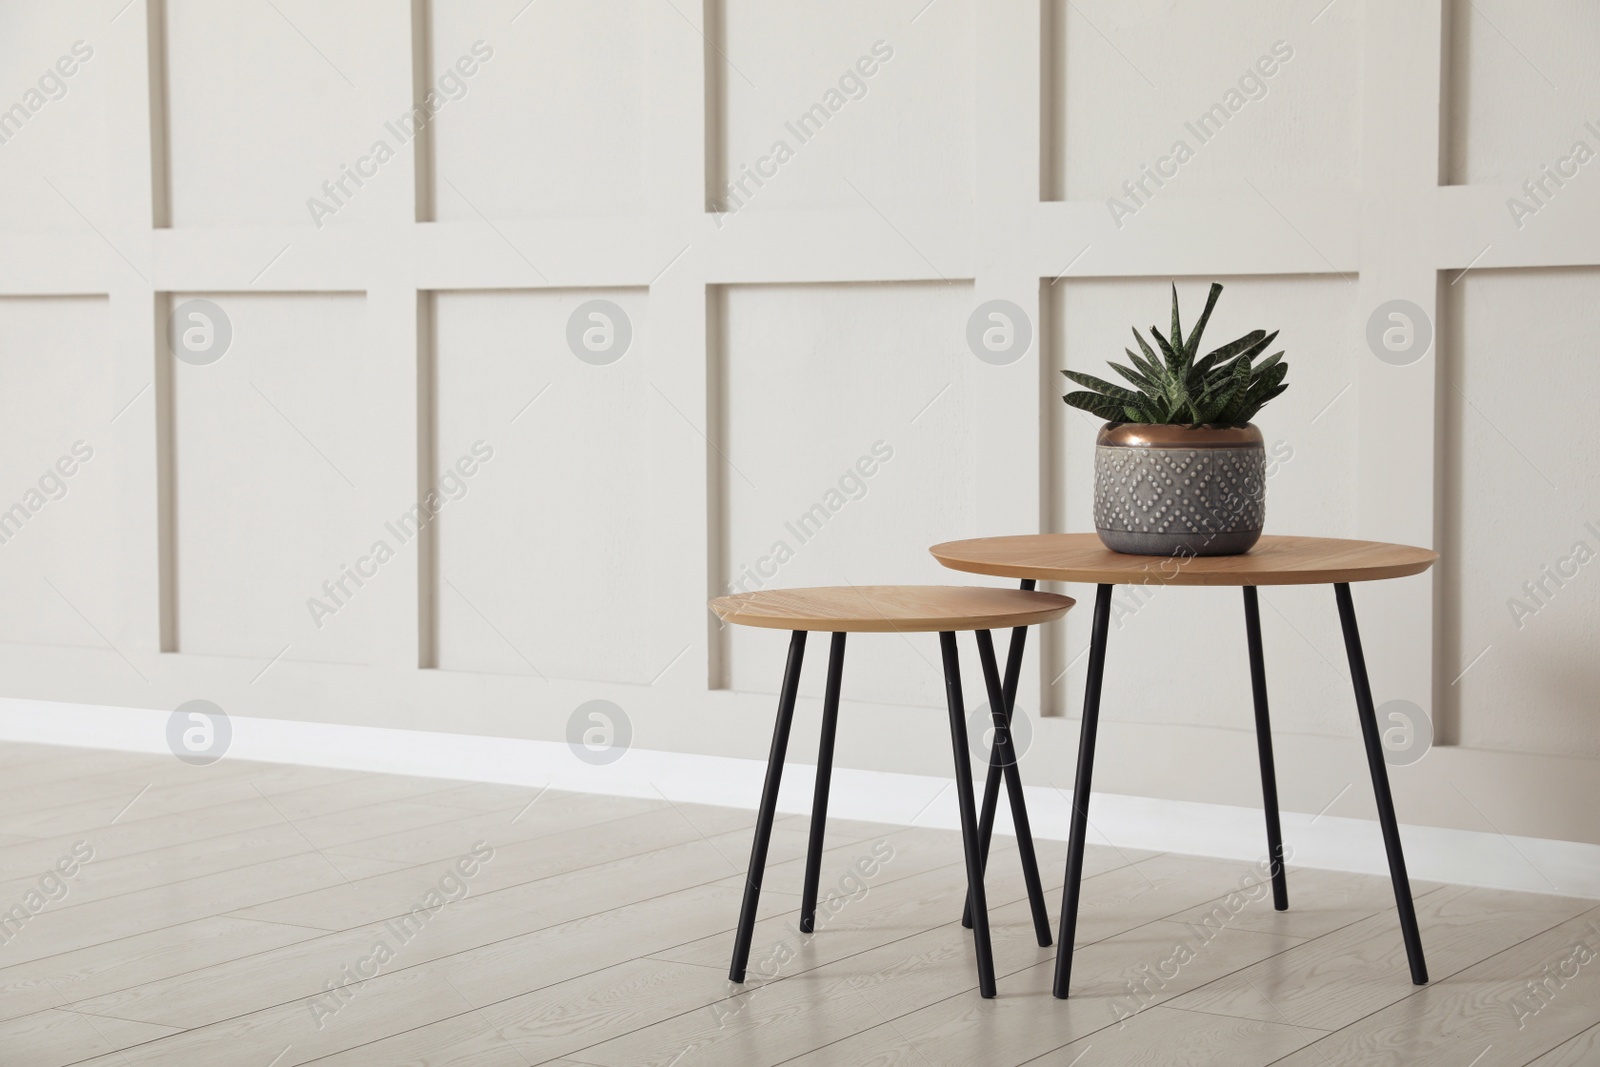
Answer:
[1062,282,1289,556]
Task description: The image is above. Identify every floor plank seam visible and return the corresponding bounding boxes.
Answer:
[217,910,342,933]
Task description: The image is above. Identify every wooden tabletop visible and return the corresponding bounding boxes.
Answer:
[709,585,1075,632]
[929,534,1438,587]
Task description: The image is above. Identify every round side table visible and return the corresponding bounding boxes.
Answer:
[710,584,1075,998]
[928,533,1438,999]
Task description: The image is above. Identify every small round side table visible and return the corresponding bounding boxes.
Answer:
[928,533,1438,999]
[710,584,1074,998]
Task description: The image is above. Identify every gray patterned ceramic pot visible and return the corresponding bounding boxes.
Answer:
[1093,423,1265,556]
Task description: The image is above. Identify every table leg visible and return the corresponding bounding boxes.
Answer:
[1242,586,1289,911]
[800,632,846,933]
[964,577,1036,930]
[729,629,807,984]
[1334,582,1429,985]
[976,628,1052,947]
[1053,583,1113,999]
[939,630,996,998]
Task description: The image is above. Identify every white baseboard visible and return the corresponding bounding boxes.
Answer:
[3,697,1596,899]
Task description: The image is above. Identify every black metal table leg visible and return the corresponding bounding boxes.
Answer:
[1053,583,1113,999]
[976,628,1052,947]
[800,632,846,933]
[1335,583,1429,985]
[940,630,996,998]
[729,629,807,983]
[963,578,1036,929]
[1243,586,1289,911]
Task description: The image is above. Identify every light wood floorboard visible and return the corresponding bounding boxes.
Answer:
[0,742,1590,1067]
[1268,906,1600,1066]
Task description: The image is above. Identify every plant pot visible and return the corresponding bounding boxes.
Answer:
[1093,423,1265,556]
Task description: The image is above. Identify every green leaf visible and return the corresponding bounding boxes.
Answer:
[1252,361,1289,391]
[1244,330,1279,361]
[1126,348,1167,389]
[1187,355,1227,398]
[1124,404,1145,422]
[1131,326,1160,367]
[1150,327,1181,372]
[1169,283,1183,353]
[1198,329,1268,372]
[1225,364,1288,424]
[1112,361,1160,393]
[1235,383,1289,423]
[1188,358,1245,423]
[1164,366,1189,411]
[1183,282,1224,363]
[1147,394,1178,422]
[1250,352,1283,380]
[1218,358,1253,410]
[1061,370,1142,405]
[1063,390,1126,421]
[1215,330,1280,378]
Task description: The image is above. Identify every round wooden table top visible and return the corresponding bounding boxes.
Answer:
[709,585,1075,633]
[928,534,1438,587]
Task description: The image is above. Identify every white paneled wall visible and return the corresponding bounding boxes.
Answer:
[0,11,110,231]
[165,0,395,227]
[0,298,120,648]
[429,0,654,219]
[718,2,974,211]
[0,0,1595,845]
[1444,0,1600,185]
[1050,1,1362,201]
[170,292,377,665]
[432,287,657,682]
[1442,269,1600,758]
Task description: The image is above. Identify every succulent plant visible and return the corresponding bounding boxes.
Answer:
[1062,282,1288,426]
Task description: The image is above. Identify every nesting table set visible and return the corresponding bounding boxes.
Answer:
[709,534,1438,999]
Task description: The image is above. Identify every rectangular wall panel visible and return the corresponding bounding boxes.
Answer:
[1046,275,1362,731]
[1444,0,1600,185]
[164,0,394,227]
[717,0,975,212]
[171,292,379,664]
[428,0,653,220]
[1441,268,1599,757]
[719,281,982,708]
[431,287,659,683]
[0,7,111,232]
[1046,0,1361,202]
[0,297,130,649]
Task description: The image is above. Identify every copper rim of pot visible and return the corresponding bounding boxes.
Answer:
[1096,422,1263,449]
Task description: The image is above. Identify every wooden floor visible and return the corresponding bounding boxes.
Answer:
[0,742,1596,1066]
